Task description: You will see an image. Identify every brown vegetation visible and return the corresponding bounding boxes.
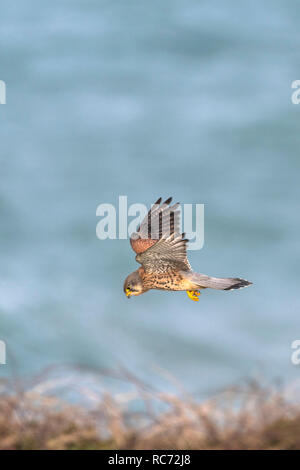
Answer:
[0,370,299,450]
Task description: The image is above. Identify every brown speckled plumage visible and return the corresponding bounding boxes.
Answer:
[124,197,252,299]
[140,268,195,291]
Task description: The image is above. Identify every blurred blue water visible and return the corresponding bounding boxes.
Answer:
[1,0,300,397]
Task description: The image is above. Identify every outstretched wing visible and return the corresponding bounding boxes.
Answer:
[130,197,181,254]
[135,233,191,273]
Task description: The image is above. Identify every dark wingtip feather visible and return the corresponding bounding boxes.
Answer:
[154,197,162,205]
[164,196,172,205]
[224,278,253,291]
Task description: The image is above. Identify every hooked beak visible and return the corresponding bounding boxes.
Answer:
[125,288,131,299]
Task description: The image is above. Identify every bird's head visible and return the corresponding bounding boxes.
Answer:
[123,271,144,298]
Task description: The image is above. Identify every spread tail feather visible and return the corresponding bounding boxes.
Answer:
[183,271,253,291]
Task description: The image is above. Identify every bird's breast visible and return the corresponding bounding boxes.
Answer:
[140,271,190,291]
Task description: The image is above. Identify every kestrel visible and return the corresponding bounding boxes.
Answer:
[124,197,252,301]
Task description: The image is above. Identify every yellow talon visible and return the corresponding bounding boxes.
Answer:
[187,290,201,301]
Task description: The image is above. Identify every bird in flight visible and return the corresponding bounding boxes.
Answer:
[124,197,252,301]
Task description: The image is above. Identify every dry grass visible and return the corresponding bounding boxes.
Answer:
[0,369,300,450]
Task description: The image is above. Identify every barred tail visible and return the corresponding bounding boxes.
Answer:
[183,272,253,291]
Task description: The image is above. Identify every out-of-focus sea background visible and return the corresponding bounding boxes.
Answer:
[1,0,300,398]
